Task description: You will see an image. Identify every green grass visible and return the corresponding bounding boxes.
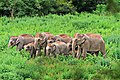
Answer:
[0,13,120,80]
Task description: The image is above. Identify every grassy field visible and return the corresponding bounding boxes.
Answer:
[0,13,120,80]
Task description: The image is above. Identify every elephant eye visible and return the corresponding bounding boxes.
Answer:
[49,40,53,43]
[48,48,51,51]
[10,41,14,44]
[10,42,13,45]
[38,39,40,41]
[38,38,43,41]
[69,44,72,47]
[27,46,30,49]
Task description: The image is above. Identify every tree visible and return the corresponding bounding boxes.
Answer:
[106,0,120,13]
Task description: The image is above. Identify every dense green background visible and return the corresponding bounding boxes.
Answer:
[0,0,120,17]
[0,13,120,80]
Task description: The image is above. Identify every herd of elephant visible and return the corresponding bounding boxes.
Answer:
[8,32,106,59]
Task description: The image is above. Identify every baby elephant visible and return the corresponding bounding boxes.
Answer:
[24,42,36,58]
[46,41,69,57]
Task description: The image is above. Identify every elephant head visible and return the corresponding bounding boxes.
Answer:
[8,36,18,48]
[46,43,56,56]
[24,42,36,58]
[72,34,88,57]
[34,33,47,48]
[34,32,55,56]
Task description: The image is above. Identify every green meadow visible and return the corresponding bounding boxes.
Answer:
[0,13,120,80]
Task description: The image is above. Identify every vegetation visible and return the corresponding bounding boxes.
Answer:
[0,12,120,79]
[0,0,107,17]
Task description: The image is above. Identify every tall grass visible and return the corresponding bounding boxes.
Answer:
[0,13,120,79]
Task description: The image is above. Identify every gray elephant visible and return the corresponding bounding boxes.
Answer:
[53,34,73,55]
[24,42,36,58]
[34,32,55,56]
[72,33,106,59]
[53,34,72,43]
[8,36,18,48]
[46,41,69,57]
[15,34,34,51]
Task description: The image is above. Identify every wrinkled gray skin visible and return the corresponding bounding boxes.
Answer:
[72,34,106,59]
[16,34,34,51]
[46,41,69,57]
[8,36,18,48]
[24,42,36,58]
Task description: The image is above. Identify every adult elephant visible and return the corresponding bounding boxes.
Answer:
[15,34,34,51]
[34,32,54,56]
[72,33,106,59]
[54,34,72,43]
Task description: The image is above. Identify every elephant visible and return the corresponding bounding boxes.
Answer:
[8,36,18,48]
[72,33,106,59]
[24,42,36,58]
[15,34,34,51]
[53,34,73,54]
[34,32,55,56]
[46,41,69,57]
[53,34,72,43]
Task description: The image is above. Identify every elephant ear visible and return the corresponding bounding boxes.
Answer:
[40,36,47,46]
[82,34,89,40]
[67,42,72,51]
[77,34,88,45]
[15,39,20,45]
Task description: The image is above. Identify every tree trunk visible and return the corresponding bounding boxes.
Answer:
[10,8,14,20]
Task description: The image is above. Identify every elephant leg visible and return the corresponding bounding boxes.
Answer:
[30,46,36,58]
[17,43,23,51]
[44,47,46,56]
[64,51,69,57]
[36,46,41,56]
[73,51,76,58]
[73,46,78,58]
[44,42,47,56]
[33,47,36,58]
[33,53,36,58]
[82,48,87,60]
[53,52,56,58]
[100,49,106,58]
[76,46,81,59]
[48,53,51,57]
[100,44,106,58]
[30,50,33,58]
[46,50,50,57]
[95,51,99,56]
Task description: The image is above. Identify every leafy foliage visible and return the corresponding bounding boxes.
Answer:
[0,0,108,17]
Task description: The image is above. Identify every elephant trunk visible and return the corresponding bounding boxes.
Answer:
[72,38,77,58]
[34,40,38,49]
[8,43,11,47]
